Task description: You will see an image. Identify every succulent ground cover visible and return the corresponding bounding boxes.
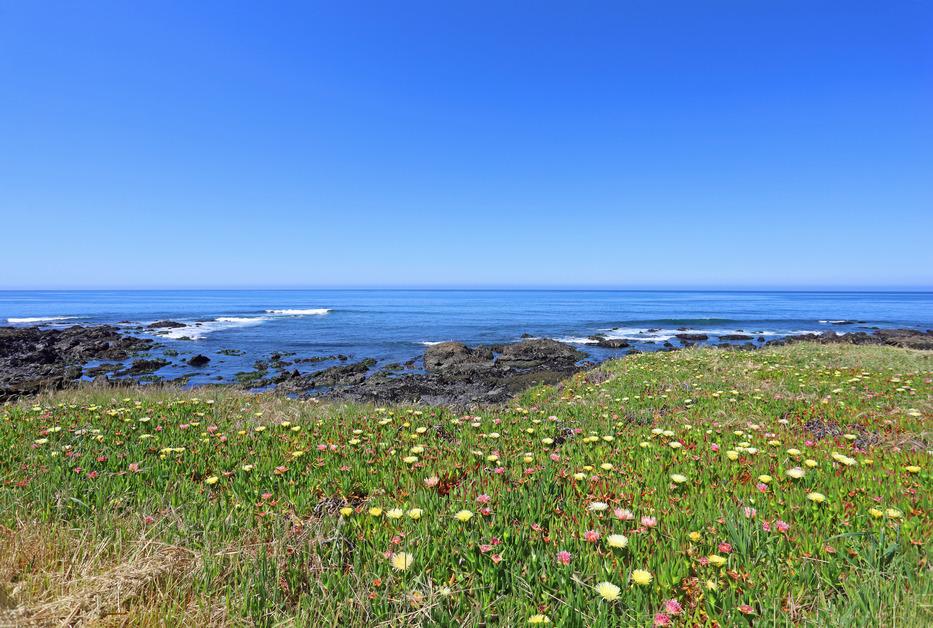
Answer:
[0,342,929,626]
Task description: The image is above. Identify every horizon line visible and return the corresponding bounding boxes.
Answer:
[1,286,932,293]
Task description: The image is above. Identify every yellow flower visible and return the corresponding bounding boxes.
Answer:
[368,507,383,517]
[688,531,702,542]
[606,534,629,548]
[804,459,818,468]
[868,508,883,518]
[708,554,727,567]
[390,552,413,571]
[340,507,353,517]
[787,448,801,456]
[885,508,903,519]
[905,465,921,474]
[528,614,551,624]
[671,474,688,484]
[631,569,653,586]
[386,508,404,519]
[806,492,826,504]
[407,508,423,520]
[786,467,805,479]
[726,450,739,461]
[596,581,621,601]
[403,456,418,464]
[454,509,474,522]
[204,476,219,485]
[757,475,772,484]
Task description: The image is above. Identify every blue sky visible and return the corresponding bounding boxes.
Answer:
[1,1,930,289]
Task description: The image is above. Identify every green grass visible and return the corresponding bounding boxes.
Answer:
[0,343,930,626]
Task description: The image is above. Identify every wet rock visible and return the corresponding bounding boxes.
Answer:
[676,333,709,341]
[590,337,630,349]
[118,359,170,376]
[0,325,154,401]
[719,334,752,341]
[187,354,211,367]
[146,320,186,329]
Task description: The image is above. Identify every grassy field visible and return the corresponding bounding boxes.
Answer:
[0,343,930,626]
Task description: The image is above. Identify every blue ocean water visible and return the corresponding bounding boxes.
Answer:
[2,290,931,386]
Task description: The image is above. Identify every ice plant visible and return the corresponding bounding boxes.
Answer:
[390,552,413,571]
[596,581,621,601]
[631,569,653,586]
[606,534,629,548]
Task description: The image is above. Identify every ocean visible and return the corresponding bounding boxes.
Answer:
[2,290,931,386]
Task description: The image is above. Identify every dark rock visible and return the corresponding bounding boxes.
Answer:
[719,334,752,341]
[0,325,155,401]
[424,342,494,372]
[117,359,169,376]
[676,333,709,341]
[146,320,186,329]
[187,354,211,367]
[591,337,630,349]
[496,338,585,369]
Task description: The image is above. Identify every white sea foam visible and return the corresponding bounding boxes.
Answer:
[554,336,599,345]
[7,316,78,323]
[420,340,451,346]
[154,316,269,340]
[265,308,331,315]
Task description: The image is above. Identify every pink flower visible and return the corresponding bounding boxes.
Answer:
[494,467,505,474]
[711,443,720,451]
[128,462,140,473]
[718,542,732,554]
[654,613,671,626]
[664,599,683,615]
[424,476,440,487]
[490,536,501,546]
[756,482,769,493]
[615,508,635,520]
[479,544,493,553]
[743,506,757,519]
[698,556,709,566]
[641,515,658,528]
[556,550,572,565]
[143,515,155,525]
[550,453,561,461]
[762,520,772,532]
[317,444,327,451]
[477,494,491,504]
[776,519,790,533]
[480,507,492,516]
[490,553,502,564]
[584,529,600,543]
[738,604,756,615]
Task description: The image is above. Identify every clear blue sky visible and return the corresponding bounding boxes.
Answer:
[1,1,930,289]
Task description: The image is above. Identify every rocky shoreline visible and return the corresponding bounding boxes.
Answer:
[1,324,931,405]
